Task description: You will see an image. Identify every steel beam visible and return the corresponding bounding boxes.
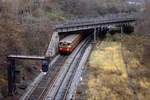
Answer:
[8,55,46,60]
[55,16,136,33]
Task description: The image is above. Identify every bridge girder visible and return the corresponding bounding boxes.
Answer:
[55,16,136,33]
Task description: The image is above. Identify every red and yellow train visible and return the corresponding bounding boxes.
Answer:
[59,33,84,54]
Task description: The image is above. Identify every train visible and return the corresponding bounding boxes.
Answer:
[59,33,84,54]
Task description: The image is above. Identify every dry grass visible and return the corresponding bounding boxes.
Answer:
[85,34,150,100]
[87,40,134,100]
[90,41,126,77]
[123,35,150,100]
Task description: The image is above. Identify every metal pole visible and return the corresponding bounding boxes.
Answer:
[8,59,16,96]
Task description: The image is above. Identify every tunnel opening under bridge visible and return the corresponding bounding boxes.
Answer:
[58,28,109,42]
[58,29,94,40]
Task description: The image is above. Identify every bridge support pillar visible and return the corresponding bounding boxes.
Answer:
[46,32,59,57]
[93,28,97,43]
[121,26,124,40]
[7,59,16,96]
[97,28,101,39]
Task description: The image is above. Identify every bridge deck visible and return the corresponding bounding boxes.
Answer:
[55,13,137,32]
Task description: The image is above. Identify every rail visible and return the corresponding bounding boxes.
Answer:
[63,44,93,100]
[20,55,60,100]
[24,55,68,100]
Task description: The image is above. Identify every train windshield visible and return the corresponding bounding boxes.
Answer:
[67,43,71,47]
[59,42,63,46]
[59,42,71,47]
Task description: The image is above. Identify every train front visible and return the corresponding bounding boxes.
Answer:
[59,42,72,54]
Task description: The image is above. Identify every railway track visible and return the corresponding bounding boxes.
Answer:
[54,45,87,100]
[22,35,92,100]
[63,44,93,100]
[26,55,68,100]
[46,36,92,100]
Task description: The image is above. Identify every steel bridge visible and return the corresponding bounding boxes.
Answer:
[55,13,137,32]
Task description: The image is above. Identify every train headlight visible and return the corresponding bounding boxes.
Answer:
[60,48,62,50]
[68,46,71,48]
[67,48,70,51]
